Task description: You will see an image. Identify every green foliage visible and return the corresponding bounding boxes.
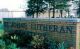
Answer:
[44,0,70,18]
[0,39,5,49]
[0,39,20,49]
[77,1,80,18]
[0,30,70,49]
[58,42,65,49]
[31,35,44,48]
[0,24,3,29]
[26,0,47,18]
[26,0,79,18]
[7,43,20,49]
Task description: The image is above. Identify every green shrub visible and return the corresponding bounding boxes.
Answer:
[0,39,5,49]
[7,43,20,49]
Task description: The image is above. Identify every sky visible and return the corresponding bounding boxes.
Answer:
[0,0,27,11]
[0,0,28,18]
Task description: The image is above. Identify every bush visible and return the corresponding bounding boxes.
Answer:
[7,43,20,49]
[0,39,5,49]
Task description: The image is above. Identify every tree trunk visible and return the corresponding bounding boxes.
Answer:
[67,9,70,18]
[32,13,34,18]
[52,8,55,18]
[36,0,38,18]
[77,0,80,18]
[36,12,38,18]
[48,3,50,18]
[60,10,63,18]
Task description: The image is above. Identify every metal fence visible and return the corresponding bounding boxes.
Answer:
[0,11,26,18]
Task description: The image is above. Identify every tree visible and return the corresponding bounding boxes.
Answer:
[26,0,47,18]
[44,0,55,18]
[77,0,80,18]
[56,0,70,18]
[25,0,36,18]
[65,8,70,17]
[44,0,70,18]
[25,9,35,18]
